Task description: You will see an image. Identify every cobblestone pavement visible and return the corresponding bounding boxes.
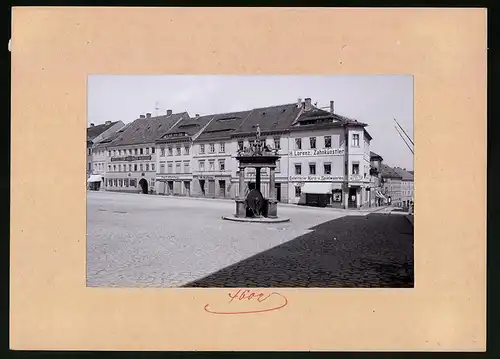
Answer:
[87,191,413,288]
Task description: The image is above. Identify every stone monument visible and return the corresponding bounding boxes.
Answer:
[222,124,290,223]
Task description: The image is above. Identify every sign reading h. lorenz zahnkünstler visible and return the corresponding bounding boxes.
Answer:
[289,148,344,156]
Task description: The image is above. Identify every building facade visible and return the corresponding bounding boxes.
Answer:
[103,111,188,194]
[87,121,124,179]
[381,164,403,206]
[393,167,414,207]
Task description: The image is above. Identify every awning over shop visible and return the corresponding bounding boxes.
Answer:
[302,182,334,194]
[375,191,386,199]
[87,174,102,183]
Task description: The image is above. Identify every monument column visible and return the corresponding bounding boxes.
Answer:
[255,167,261,192]
[268,166,277,218]
[236,166,246,217]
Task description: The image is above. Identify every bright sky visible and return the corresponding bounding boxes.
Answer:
[88,75,414,170]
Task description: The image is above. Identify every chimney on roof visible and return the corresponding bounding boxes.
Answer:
[105,120,111,125]
[297,98,302,108]
[304,98,312,111]
[139,114,146,119]
[146,113,151,118]
[166,109,173,116]
[330,101,335,114]
[90,123,95,127]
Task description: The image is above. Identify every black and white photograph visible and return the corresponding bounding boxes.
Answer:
[86,75,414,288]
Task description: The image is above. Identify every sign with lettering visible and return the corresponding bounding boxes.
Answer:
[111,155,152,162]
[289,175,344,181]
[157,174,191,180]
[289,148,344,157]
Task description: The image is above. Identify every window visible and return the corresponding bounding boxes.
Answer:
[219,142,225,153]
[275,160,280,173]
[146,148,150,155]
[295,164,302,175]
[352,134,360,147]
[108,151,111,157]
[113,165,116,172]
[139,164,143,171]
[130,179,137,187]
[309,137,316,149]
[295,186,301,197]
[209,143,215,153]
[140,148,144,155]
[184,146,189,155]
[160,162,165,173]
[168,147,173,156]
[352,163,360,174]
[238,141,244,151]
[152,147,155,154]
[209,160,215,171]
[88,162,91,171]
[324,163,332,175]
[167,162,173,173]
[175,162,181,173]
[160,147,165,156]
[184,161,190,173]
[199,160,205,171]
[114,179,117,187]
[88,148,91,155]
[134,149,138,155]
[309,163,316,175]
[108,165,111,171]
[118,164,122,172]
[151,178,155,189]
[151,163,155,171]
[295,138,302,150]
[324,136,332,148]
[219,159,225,171]
[134,164,138,171]
[200,144,205,154]
[124,179,129,187]
[176,147,181,156]
[145,163,149,171]
[274,138,280,149]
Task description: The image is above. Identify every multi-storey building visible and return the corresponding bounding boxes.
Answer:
[393,167,414,207]
[103,111,188,194]
[86,121,124,179]
[381,164,403,206]
[192,110,253,198]
[155,114,213,196]
[369,151,386,206]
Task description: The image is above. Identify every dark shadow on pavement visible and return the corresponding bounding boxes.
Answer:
[183,213,414,288]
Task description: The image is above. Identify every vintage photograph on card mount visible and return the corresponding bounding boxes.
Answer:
[86,75,414,288]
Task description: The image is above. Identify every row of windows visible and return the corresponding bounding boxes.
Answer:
[107,163,156,172]
[198,159,226,172]
[159,161,191,174]
[198,142,225,155]
[294,162,332,175]
[293,134,359,150]
[106,178,155,188]
[160,145,190,157]
[108,147,156,157]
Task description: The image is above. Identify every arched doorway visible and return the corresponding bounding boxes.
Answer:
[139,178,148,194]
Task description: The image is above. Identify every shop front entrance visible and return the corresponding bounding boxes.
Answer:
[219,180,226,197]
[348,187,358,208]
[139,178,148,194]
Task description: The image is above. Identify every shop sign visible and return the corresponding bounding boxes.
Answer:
[111,155,152,162]
[289,148,344,157]
[289,175,344,181]
[196,175,215,180]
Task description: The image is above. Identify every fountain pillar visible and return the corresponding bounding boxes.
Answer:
[268,167,277,218]
[255,167,261,192]
[235,166,246,217]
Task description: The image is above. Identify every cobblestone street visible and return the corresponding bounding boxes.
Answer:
[87,191,413,288]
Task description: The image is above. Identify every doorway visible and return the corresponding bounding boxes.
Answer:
[348,187,357,208]
[184,181,190,196]
[167,181,174,195]
[219,180,226,197]
[275,183,281,202]
[199,179,206,196]
[208,180,215,196]
[139,178,148,194]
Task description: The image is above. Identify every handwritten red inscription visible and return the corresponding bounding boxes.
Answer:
[204,289,288,315]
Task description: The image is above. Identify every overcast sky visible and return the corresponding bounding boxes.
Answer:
[88,75,413,170]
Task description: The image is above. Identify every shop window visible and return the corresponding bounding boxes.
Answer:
[295,186,301,197]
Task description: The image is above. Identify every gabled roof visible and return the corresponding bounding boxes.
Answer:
[380,164,403,179]
[108,112,188,147]
[87,121,119,141]
[235,103,301,135]
[157,115,214,143]
[370,151,383,160]
[393,167,414,181]
[195,110,253,142]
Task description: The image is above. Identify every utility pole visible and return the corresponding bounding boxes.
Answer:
[393,118,414,154]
